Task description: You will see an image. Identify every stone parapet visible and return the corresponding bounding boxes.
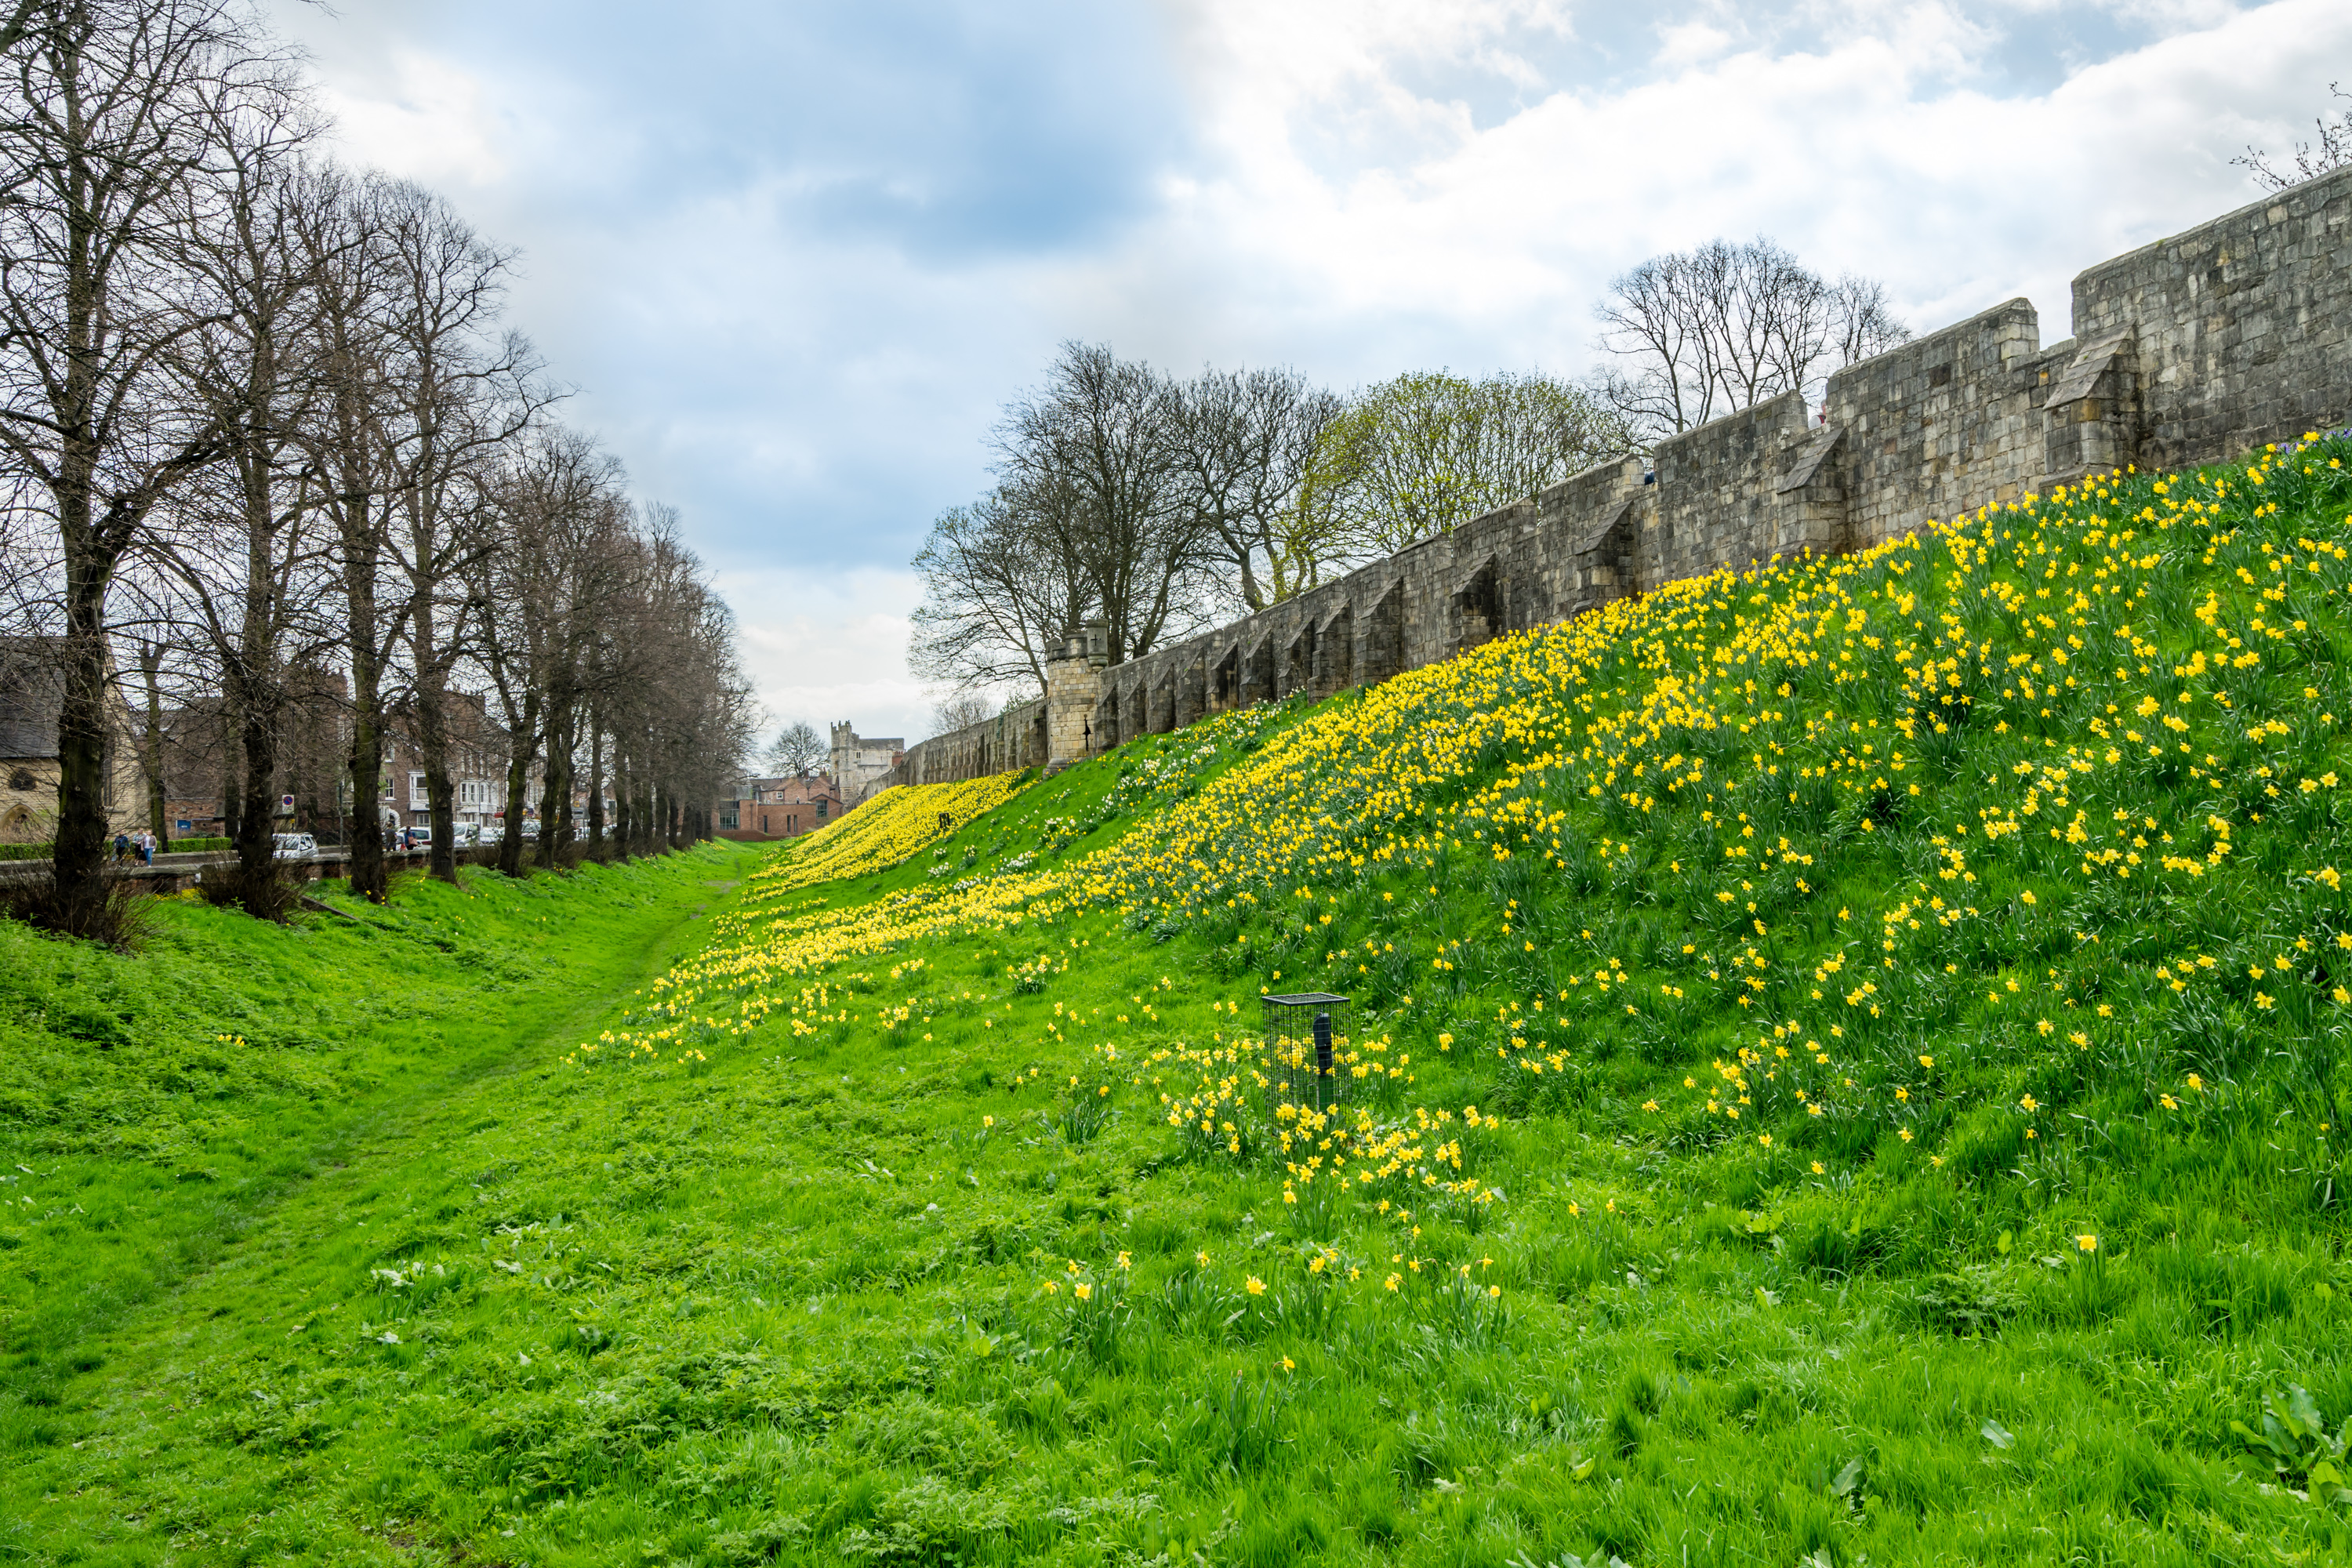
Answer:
[878,164,2352,782]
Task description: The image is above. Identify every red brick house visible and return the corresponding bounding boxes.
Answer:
[717,775,842,840]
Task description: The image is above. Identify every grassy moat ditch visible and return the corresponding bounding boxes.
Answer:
[10,441,2352,1564]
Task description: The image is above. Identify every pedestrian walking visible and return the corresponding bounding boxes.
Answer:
[112,831,129,863]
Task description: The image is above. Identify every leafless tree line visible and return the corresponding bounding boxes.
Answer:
[1592,236,1910,445]
[911,344,1336,700]
[909,347,1630,711]
[0,0,751,930]
[913,241,1907,717]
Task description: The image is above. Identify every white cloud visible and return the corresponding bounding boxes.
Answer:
[1089,0,2343,383]
[310,49,516,190]
[265,0,2349,751]
[1653,22,1735,67]
[719,565,935,748]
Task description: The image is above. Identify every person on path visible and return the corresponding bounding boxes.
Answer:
[112,831,129,863]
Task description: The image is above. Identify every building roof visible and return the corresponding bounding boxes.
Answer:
[0,638,66,761]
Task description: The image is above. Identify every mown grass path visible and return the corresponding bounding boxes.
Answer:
[0,846,762,1563]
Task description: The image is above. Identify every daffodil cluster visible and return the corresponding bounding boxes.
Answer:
[579,435,2352,1175]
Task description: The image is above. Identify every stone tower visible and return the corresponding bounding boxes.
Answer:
[828,721,855,790]
[1043,622,1108,775]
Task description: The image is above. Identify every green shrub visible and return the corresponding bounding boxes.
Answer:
[0,836,230,861]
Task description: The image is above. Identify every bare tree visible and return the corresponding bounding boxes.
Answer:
[908,484,1091,702]
[0,475,60,641]
[1169,366,1342,612]
[373,183,543,882]
[291,166,406,901]
[134,636,168,841]
[466,424,635,873]
[0,0,292,928]
[0,0,48,57]
[599,513,751,855]
[764,719,826,778]
[141,91,335,916]
[996,343,1213,665]
[928,692,992,734]
[2238,82,2352,191]
[1594,238,1908,449]
[0,5,759,913]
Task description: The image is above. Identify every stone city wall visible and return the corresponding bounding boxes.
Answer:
[881,165,2352,792]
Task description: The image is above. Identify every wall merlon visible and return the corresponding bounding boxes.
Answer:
[872,174,2352,795]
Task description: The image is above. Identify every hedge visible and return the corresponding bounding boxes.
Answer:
[0,835,234,862]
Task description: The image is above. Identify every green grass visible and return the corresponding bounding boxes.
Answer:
[9,441,2352,1565]
[0,849,760,1468]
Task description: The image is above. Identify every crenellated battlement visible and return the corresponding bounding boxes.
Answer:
[883,165,2352,791]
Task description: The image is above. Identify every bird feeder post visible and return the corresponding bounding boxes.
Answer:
[1261,992,1353,1116]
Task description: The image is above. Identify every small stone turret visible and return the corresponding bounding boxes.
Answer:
[1043,621,1107,775]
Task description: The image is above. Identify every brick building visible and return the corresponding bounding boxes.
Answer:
[717,774,842,840]
[146,666,353,842]
[379,691,532,836]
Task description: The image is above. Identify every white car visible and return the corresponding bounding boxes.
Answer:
[271,833,317,860]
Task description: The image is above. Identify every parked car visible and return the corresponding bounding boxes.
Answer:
[270,833,317,860]
[451,824,482,848]
[479,825,503,845]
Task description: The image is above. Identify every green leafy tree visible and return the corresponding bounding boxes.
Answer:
[1304,371,1635,554]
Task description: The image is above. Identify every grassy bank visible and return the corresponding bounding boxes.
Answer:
[7,439,2352,1566]
[0,846,761,1446]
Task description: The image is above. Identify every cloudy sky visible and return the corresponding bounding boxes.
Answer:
[263,0,2350,746]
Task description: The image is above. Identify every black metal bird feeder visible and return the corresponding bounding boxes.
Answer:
[1261,992,1354,1115]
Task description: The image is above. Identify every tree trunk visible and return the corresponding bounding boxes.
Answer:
[585,716,604,859]
[139,642,169,847]
[416,677,458,884]
[229,464,289,917]
[220,704,241,849]
[53,547,115,927]
[611,749,630,858]
[497,689,541,878]
[535,690,572,872]
[232,673,281,919]
[343,592,389,903]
